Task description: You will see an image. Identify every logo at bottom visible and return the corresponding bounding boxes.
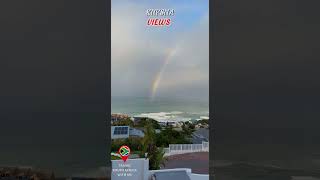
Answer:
[118,145,130,162]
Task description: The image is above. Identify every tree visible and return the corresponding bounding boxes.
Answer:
[182,122,195,137]
[140,123,155,156]
[134,118,161,129]
[155,125,192,146]
[140,122,167,170]
[112,118,133,126]
[148,146,167,170]
[111,137,142,152]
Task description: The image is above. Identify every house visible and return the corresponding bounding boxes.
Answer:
[132,116,145,125]
[111,126,130,139]
[111,114,130,124]
[111,126,145,139]
[129,127,145,138]
[158,121,178,127]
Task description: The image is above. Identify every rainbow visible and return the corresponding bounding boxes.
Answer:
[150,47,178,101]
[149,13,207,101]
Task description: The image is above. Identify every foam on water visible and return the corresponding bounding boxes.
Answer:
[134,111,208,122]
[135,112,187,122]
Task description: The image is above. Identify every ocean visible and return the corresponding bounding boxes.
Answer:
[111,96,209,120]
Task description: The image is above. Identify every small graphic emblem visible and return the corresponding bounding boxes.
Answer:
[118,145,130,162]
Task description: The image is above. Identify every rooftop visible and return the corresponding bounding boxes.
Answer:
[162,152,209,174]
[152,170,191,180]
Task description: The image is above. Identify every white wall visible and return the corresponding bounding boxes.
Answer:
[189,173,209,180]
[112,159,209,180]
[112,158,149,180]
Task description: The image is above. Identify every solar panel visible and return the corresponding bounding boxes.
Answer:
[113,126,128,135]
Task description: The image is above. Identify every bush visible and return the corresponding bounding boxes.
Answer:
[155,126,191,147]
[134,118,161,129]
[111,137,143,152]
[112,118,134,126]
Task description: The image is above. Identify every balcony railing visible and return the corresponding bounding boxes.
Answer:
[164,141,209,156]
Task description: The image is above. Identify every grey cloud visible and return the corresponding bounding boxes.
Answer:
[111,2,208,100]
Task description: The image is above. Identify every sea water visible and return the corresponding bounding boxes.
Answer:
[111,96,209,120]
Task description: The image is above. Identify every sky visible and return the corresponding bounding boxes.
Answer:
[111,0,209,101]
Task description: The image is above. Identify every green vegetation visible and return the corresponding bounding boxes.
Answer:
[148,146,166,170]
[111,156,122,160]
[111,117,197,170]
[195,119,209,127]
[155,124,193,147]
[111,120,194,150]
[134,118,161,129]
[111,117,161,129]
[139,123,167,170]
[111,137,143,152]
[112,118,133,126]
[182,121,196,137]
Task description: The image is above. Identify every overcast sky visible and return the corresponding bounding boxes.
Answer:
[111,0,208,100]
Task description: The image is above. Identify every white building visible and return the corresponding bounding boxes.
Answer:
[111,126,145,139]
[111,126,129,139]
[157,120,179,127]
[111,158,209,180]
[111,141,210,179]
[129,127,145,138]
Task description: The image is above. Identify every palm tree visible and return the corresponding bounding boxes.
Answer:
[140,122,167,170]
